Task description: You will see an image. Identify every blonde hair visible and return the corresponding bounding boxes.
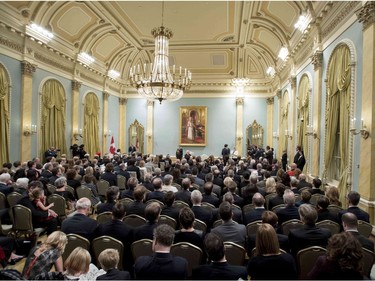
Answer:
[326,186,342,207]
[265,177,276,194]
[98,249,119,271]
[64,247,91,276]
[255,223,280,256]
[40,231,67,253]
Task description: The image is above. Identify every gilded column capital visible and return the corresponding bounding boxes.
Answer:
[147,100,154,107]
[103,91,110,99]
[71,80,82,91]
[236,97,244,105]
[266,97,274,105]
[311,51,323,70]
[119,97,127,105]
[357,2,375,30]
[21,61,36,76]
[276,89,282,99]
[289,76,296,89]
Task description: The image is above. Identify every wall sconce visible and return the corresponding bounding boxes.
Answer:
[104,129,112,137]
[73,129,83,140]
[273,131,279,140]
[350,118,370,139]
[285,130,293,140]
[305,125,319,139]
[24,124,37,136]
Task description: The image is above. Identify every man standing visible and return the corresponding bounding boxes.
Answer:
[221,144,230,165]
[293,145,306,171]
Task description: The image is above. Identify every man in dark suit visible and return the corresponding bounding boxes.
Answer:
[316,196,339,223]
[145,177,165,203]
[289,204,331,257]
[192,232,247,280]
[126,158,141,181]
[126,186,146,217]
[61,197,98,241]
[141,173,154,192]
[242,174,260,206]
[134,224,188,280]
[95,203,133,271]
[268,183,285,210]
[120,177,137,200]
[175,178,192,206]
[276,189,300,227]
[97,248,131,280]
[244,192,266,225]
[161,191,180,224]
[342,212,374,251]
[227,180,244,208]
[339,191,370,223]
[133,202,161,241]
[202,182,221,208]
[191,190,213,231]
[297,173,313,189]
[293,145,306,171]
[100,163,117,186]
[309,177,324,195]
[222,192,242,224]
[116,163,130,181]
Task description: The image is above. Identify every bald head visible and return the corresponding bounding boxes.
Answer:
[342,212,358,230]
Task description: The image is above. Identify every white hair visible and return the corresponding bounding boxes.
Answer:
[0,173,11,183]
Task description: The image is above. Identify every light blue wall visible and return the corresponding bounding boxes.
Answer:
[107,95,119,152]
[126,98,148,153]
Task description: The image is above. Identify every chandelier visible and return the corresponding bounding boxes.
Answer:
[129,7,192,104]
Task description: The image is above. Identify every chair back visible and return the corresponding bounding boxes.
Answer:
[246,220,262,236]
[310,194,324,205]
[131,239,153,262]
[213,219,223,228]
[158,215,177,229]
[193,219,207,235]
[97,180,110,197]
[298,186,311,193]
[118,197,134,207]
[265,193,276,210]
[128,171,137,178]
[62,234,90,261]
[123,214,147,228]
[146,199,164,207]
[251,247,286,258]
[358,220,373,237]
[327,204,343,216]
[12,204,33,233]
[271,204,286,212]
[171,242,203,278]
[47,194,66,218]
[297,246,327,280]
[361,247,375,278]
[224,242,246,266]
[65,185,75,198]
[92,236,124,270]
[316,220,340,234]
[201,202,215,211]
[76,186,93,199]
[96,211,113,224]
[171,182,181,191]
[159,162,165,171]
[173,200,189,210]
[242,203,255,214]
[47,184,56,195]
[7,192,22,208]
[117,175,127,190]
[0,192,7,209]
[281,219,304,235]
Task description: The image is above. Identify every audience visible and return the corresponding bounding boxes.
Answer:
[133,202,161,241]
[97,186,119,214]
[191,189,213,230]
[97,249,131,280]
[276,189,300,227]
[125,185,146,217]
[339,191,370,223]
[316,196,339,222]
[342,212,374,251]
[174,207,204,249]
[244,192,266,225]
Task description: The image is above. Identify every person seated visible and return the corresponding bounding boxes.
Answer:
[134,224,188,280]
[97,186,119,214]
[247,223,297,280]
[96,249,131,280]
[191,190,214,231]
[268,183,285,210]
[244,192,266,225]
[289,204,331,257]
[125,185,146,217]
[295,190,312,207]
[339,191,370,223]
[145,178,165,203]
[342,212,374,251]
[226,179,244,208]
[175,178,192,206]
[325,186,342,207]
[222,192,242,224]
[0,173,14,195]
[133,202,161,241]
[202,182,220,208]
[276,189,300,227]
[161,174,178,193]
[297,173,312,189]
[161,191,180,225]
[174,207,204,250]
[316,196,339,223]
[308,232,364,280]
[310,177,324,195]
[192,232,247,280]
[120,177,138,200]
[100,163,117,186]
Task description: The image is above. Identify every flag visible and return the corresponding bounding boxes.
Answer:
[109,136,116,154]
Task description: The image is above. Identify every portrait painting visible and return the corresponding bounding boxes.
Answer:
[180,106,207,146]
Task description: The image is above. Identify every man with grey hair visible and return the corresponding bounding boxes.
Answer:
[135,224,188,279]
[161,174,178,193]
[61,197,98,241]
[153,168,163,180]
[223,192,242,224]
[116,163,130,181]
[276,189,300,226]
[191,190,213,230]
[244,192,266,225]
[0,173,13,195]
[297,173,312,189]
[142,172,154,191]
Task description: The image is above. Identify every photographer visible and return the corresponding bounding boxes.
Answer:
[44,146,59,159]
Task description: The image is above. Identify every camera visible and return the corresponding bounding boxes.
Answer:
[56,149,61,151]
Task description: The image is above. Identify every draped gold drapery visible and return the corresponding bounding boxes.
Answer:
[279,91,289,157]
[40,79,67,160]
[324,45,351,204]
[297,75,310,155]
[0,65,10,166]
[84,93,100,157]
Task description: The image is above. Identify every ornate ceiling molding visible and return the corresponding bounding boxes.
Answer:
[356,2,375,30]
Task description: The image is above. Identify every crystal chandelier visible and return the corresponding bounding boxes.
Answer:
[129,8,192,104]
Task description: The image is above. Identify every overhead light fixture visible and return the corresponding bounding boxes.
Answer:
[108,69,120,80]
[294,14,309,31]
[26,23,54,44]
[78,52,95,66]
[129,2,192,104]
[278,47,289,61]
[266,67,276,76]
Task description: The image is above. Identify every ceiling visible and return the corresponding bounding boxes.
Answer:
[0,1,331,96]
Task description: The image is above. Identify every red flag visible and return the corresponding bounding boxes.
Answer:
[109,136,116,154]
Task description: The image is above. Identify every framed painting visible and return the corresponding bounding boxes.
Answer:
[180,106,207,146]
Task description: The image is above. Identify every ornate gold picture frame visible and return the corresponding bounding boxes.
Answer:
[179,106,207,146]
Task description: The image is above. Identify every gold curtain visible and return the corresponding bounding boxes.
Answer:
[279,91,288,154]
[84,93,100,157]
[324,45,351,204]
[0,65,10,166]
[40,79,67,159]
[297,75,310,154]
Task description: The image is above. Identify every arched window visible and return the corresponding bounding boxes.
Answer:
[0,64,10,165]
[40,79,67,159]
[84,93,100,157]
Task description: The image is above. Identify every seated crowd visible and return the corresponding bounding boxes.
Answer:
[0,147,373,280]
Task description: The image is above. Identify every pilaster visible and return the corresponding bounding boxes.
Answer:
[236,97,244,157]
[266,97,274,149]
[289,76,297,160]
[71,80,81,145]
[102,91,109,154]
[119,97,127,153]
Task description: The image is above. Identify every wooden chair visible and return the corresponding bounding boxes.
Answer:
[117,175,127,190]
[47,184,56,195]
[76,186,93,199]
[96,180,110,199]
[224,242,246,266]
[361,247,375,278]
[171,242,203,278]
[65,185,75,198]
[118,197,134,208]
[7,192,22,208]
[173,200,189,210]
[246,220,262,236]
[62,234,90,261]
[242,203,255,214]
[327,204,343,217]
[271,204,286,212]
[358,220,373,237]
[146,199,164,207]
[265,193,276,210]
[213,219,223,228]
[201,202,215,212]
[298,186,311,193]
[193,219,207,235]
[123,214,146,228]
[310,194,324,206]
[128,171,137,178]
[316,220,340,234]
[92,236,124,269]
[171,183,181,191]
[281,219,304,235]
[0,192,7,209]
[131,239,153,263]
[47,194,66,220]
[159,162,165,172]
[158,215,177,229]
[96,211,113,224]
[297,246,327,279]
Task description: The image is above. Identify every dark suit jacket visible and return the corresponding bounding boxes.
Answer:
[96,202,116,214]
[242,184,259,205]
[142,182,155,192]
[0,183,12,196]
[339,206,370,223]
[121,189,134,200]
[116,170,130,181]
[100,172,117,186]
[288,225,331,256]
[96,268,131,280]
[232,193,244,208]
[211,220,247,247]
[276,205,300,226]
[175,190,192,206]
[268,195,284,211]
[126,201,146,217]
[61,213,98,241]
[348,230,374,251]
[192,262,247,280]
[244,208,266,225]
[126,165,141,181]
[161,206,180,223]
[317,209,339,223]
[202,194,220,208]
[146,191,165,203]
[309,188,325,195]
[134,252,188,280]
[191,205,213,230]
[297,179,312,189]
[133,221,157,241]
